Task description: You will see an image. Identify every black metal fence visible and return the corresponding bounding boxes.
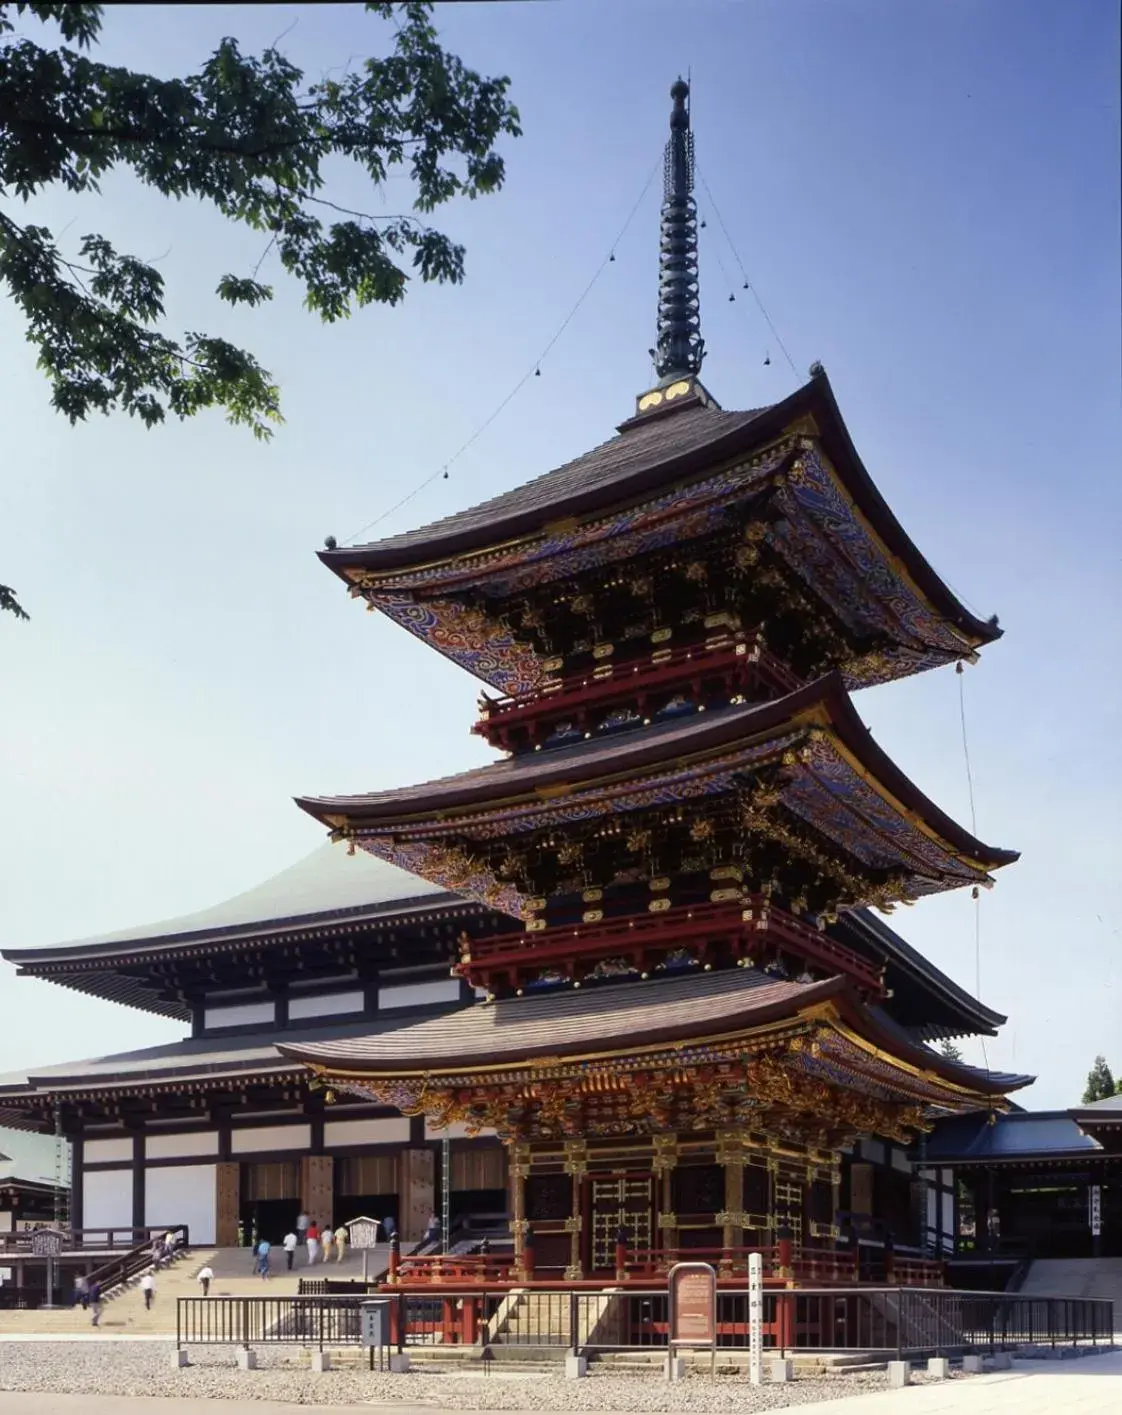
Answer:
[177,1287,1114,1358]
[177,1295,369,1350]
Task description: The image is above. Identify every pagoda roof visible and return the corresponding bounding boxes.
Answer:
[322,370,1001,695]
[325,371,993,646]
[297,673,1017,916]
[838,910,1006,1040]
[278,965,1031,1103]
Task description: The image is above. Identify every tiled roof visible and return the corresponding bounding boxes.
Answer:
[328,399,772,570]
[922,1111,1101,1163]
[279,967,840,1072]
[2,843,456,963]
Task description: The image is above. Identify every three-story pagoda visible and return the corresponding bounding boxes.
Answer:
[283,80,1027,1285]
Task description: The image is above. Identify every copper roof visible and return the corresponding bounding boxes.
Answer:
[296,673,1018,873]
[321,369,1000,649]
[279,966,838,1072]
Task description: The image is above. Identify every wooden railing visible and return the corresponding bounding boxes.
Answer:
[0,1225,182,1255]
[457,895,884,997]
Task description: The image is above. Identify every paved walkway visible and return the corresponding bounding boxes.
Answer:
[794,1351,1122,1415]
[2,1353,1121,1414]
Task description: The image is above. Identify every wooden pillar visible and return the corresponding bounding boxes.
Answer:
[69,1137,84,1233]
[399,1148,435,1243]
[215,1162,240,1247]
[716,1130,747,1275]
[563,1141,586,1280]
[131,1133,145,1233]
[508,1142,529,1276]
[653,1135,678,1269]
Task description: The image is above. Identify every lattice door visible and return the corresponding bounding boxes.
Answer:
[588,1176,653,1271]
[775,1179,804,1246]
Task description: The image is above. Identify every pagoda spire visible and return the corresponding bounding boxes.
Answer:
[654,77,704,383]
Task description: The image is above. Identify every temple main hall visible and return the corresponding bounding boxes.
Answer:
[1,80,1030,1294]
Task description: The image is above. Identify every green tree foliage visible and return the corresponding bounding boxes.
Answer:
[937,1039,964,1064]
[1082,1055,1116,1104]
[0,2,520,618]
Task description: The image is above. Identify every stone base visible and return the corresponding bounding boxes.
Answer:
[887,1360,911,1389]
[770,1358,793,1383]
[990,1352,1012,1371]
[236,1348,257,1371]
[963,1354,985,1373]
[565,1354,587,1379]
[310,1351,331,1373]
[927,1356,950,1379]
[664,1355,686,1381]
[388,1352,411,1374]
[171,1349,189,1369]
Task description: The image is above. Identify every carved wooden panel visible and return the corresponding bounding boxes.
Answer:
[399,1148,435,1241]
[300,1155,335,1229]
[526,1174,572,1222]
[215,1162,240,1247]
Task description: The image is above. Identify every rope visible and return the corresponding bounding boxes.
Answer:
[342,163,660,546]
[696,167,799,376]
[957,662,992,1076]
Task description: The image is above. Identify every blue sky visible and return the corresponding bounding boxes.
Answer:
[0,2,1118,1108]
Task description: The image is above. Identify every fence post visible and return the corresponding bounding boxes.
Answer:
[614,1226,628,1284]
[524,1226,536,1282]
[388,1234,400,1284]
[570,1290,579,1357]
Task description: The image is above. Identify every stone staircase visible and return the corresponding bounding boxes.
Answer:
[0,1243,387,1336]
[1020,1259,1122,1326]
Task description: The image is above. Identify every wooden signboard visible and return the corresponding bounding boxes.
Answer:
[668,1261,717,1377]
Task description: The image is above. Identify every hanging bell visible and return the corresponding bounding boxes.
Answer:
[700,219,707,229]
[728,292,735,303]
[763,353,771,366]
[609,251,616,263]
[535,367,541,377]
[743,281,749,290]
[442,468,449,480]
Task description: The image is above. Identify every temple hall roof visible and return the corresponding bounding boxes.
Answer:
[921,1110,1102,1165]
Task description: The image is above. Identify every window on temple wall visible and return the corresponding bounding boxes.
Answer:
[671,1164,724,1217]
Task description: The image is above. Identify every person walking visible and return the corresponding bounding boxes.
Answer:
[140,1272,155,1311]
[333,1222,348,1264]
[73,1274,89,1310]
[296,1210,310,1248]
[89,1280,102,1328]
[382,1215,395,1241]
[256,1238,272,1280]
[283,1230,298,1271]
[306,1221,319,1265]
[196,1264,214,1297]
[320,1223,334,1263]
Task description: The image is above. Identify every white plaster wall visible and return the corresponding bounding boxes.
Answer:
[84,1168,133,1231]
[424,1120,498,1141]
[145,1164,217,1244]
[324,1117,410,1148]
[289,990,365,1022]
[204,1000,275,1029]
[942,1191,954,1242]
[230,1124,311,1156]
[0,1211,12,1232]
[85,1137,133,1164]
[378,979,460,1010]
[146,1130,219,1161]
[859,1139,885,1165]
[890,1146,912,1174]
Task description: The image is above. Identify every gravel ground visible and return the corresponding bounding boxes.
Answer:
[0,1341,965,1411]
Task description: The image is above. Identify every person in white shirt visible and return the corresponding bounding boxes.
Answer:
[296,1211,310,1248]
[196,1265,214,1297]
[140,1272,155,1311]
[282,1232,298,1272]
